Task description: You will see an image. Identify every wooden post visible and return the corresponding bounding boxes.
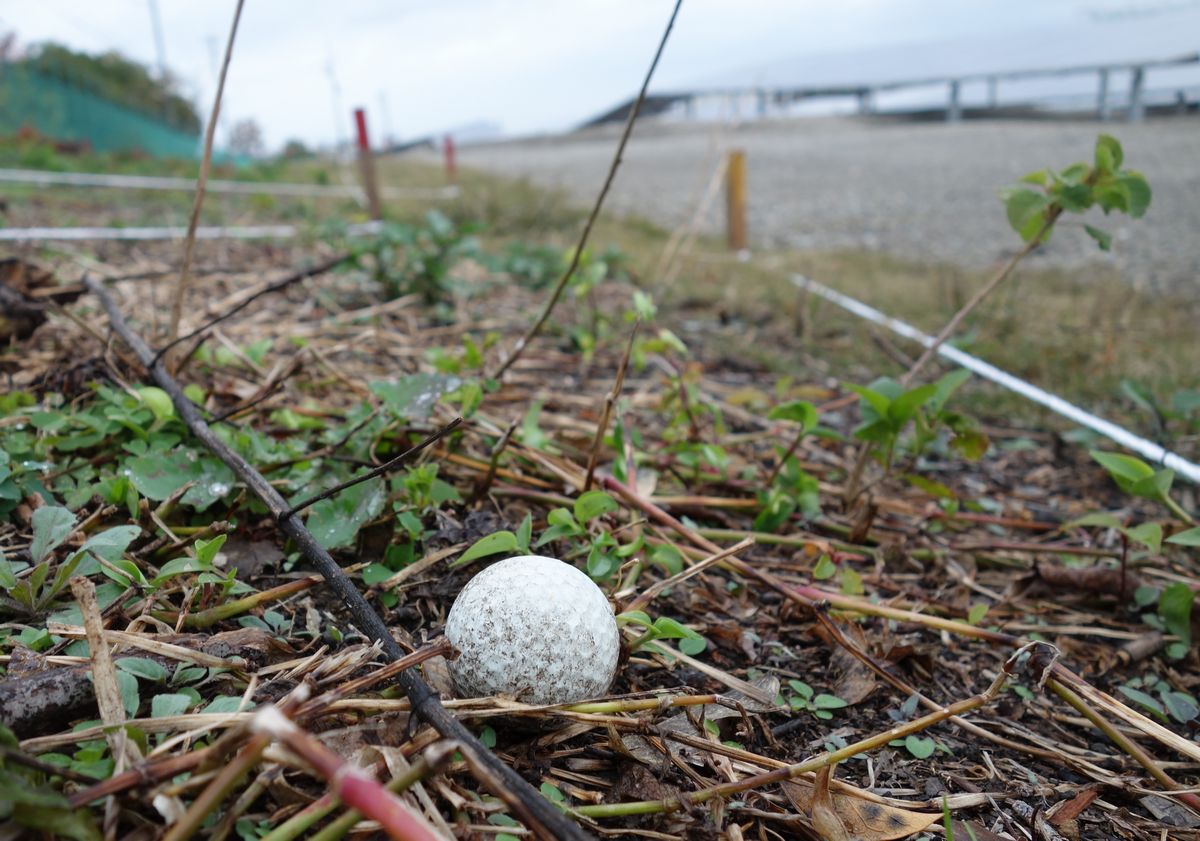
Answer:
[856,89,874,116]
[442,134,457,183]
[353,107,382,219]
[947,79,962,122]
[1128,66,1145,122]
[1097,67,1111,121]
[725,149,747,252]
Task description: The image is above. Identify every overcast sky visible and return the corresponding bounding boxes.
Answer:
[0,1,1161,149]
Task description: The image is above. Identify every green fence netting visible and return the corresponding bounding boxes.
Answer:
[0,65,199,157]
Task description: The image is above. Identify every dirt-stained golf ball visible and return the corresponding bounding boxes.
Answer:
[443,554,620,705]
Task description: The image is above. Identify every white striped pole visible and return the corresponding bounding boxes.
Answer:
[0,168,458,201]
[793,274,1200,484]
[0,221,384,242]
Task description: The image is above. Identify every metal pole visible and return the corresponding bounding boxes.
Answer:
[1128,66,1146,122]
[947,79,962,123]
[147,0,168,80]
[725,150,747,251]
[1097,67,1111,121]
[353,108,383,219]
[857,89,873,116]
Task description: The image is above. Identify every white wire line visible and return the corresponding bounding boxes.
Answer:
[0,221,384,242]
[792,274,1200,485]
[0,167,459,200]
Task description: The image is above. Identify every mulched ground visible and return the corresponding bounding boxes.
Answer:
[2,231,1199,841]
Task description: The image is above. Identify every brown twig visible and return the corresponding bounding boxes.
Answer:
[281,417,463,520]
[468,418,518,504]
[84,276,591,841]
[584,320,639,491]
[167,0,245,348]
[154,253,350,368]
[575,641,1047,818]
[490,0,683,379]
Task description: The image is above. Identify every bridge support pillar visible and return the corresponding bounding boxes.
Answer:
[1128,66,1145,122]
[1097,68,1111,121]
[947,79,962,122]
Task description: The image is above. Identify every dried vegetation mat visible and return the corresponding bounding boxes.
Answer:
[1,234,1199,841]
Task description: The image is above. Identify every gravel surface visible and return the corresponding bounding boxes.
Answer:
[450,117,1200,293]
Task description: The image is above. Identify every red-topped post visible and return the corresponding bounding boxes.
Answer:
[354,107,383,219]
[442,134,457,183]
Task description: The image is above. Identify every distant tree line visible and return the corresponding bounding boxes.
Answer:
[17,42,201,134]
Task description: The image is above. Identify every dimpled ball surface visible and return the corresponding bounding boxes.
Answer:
[444,555,619,705]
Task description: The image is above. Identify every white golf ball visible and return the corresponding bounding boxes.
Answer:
[443,554,620,705]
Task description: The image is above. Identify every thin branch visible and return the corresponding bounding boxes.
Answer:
[584,319,639,491]
[154,253,350,368]
[468,417,518,505]
[167,0,246,346]
[490,0,683,379]
[84,276,593,841]
[900,209,1061,386]
[281,417,463,520]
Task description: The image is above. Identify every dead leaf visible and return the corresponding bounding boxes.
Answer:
[947,820,1007,841]
[218,537,284,578]
[1047,784,1099,825]
[783,777,939,840]
[811,765,851,841]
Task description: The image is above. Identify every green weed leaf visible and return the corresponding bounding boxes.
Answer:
[31,506,76,564]
[1095,134,1123,171]
[768,400,818,431]
[150,693,193,718]
[305,477,387,550]
[1002,188,1051,240]
[1120,172,1151,218]
[1158,583,1193,655]
[134,387,175,422]
[453,531,519,568]
[905,735,936,759]
[115,657,167,683]
[813,555,836,580]
[574,490,617,523]
[370,374,460,421]
[1125,522,1162,554]
[1166,527,1200,547]
[1084,224,1112,251]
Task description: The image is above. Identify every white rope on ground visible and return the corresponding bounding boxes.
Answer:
[792,274,1200,485]
[0,167,459,200]
[0,221,384,242]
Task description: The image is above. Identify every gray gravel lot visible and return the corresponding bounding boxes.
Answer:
[449,117,1199,292]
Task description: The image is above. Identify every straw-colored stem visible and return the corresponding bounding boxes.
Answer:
[575,648,1028,818]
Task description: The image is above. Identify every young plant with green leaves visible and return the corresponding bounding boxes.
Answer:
[454,490,632,581]
[352,210,480,307]
[1090,450,1195,525]
[756,400,823,533]
[778,679,848,721]
[617,609,708,656]
[1001,133,1151,250]
[848,368,986,495]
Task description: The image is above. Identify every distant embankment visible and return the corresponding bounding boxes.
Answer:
[453,117,1199,293]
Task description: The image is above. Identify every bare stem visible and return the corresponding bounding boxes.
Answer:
[167,0,245,347]
[490,0,683,379]
[575,644,1039,818]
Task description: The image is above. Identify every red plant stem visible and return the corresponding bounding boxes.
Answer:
[252,707,443,841]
